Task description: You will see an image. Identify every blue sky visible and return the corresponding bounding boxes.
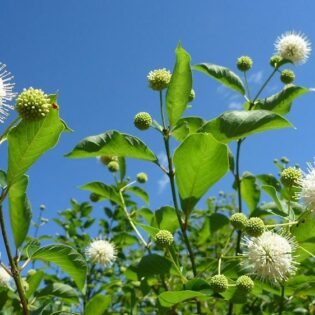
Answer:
[1,1,315,242]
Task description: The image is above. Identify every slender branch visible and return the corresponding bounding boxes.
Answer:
[0,204,29,314]
[252,69,277,103]
[159,91,166,129]
[119,184,149,248]
[243,71,251,100]
[279,285,285,315]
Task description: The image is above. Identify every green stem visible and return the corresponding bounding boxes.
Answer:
[266,221,298,228]
[167,248,187,283]
[279,285,285,315]
[0,202,29,315]
[243,71,251,100]
[252,69,277,103]
[159,90,166,129]
[119,184,149,248]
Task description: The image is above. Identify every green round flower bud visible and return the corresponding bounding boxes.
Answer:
[188,89,195,102]
[137,172,148,184]
[134,112,152,130]
[209,274,229,293]
[270,55,282,68]
[90,193,101,202]
[246,217,265,237]
[280,69,295,84]
[147,68,172,91]
[236,275,254,293]
[281,167,302,187]
[236,56,253,72]
[155,230,174,247]
[27,269,37,277]
[280,156,289,164]
[100,155,118,166]
[107,161,119,173]
[16,87,51,121]
[230,213,247,231]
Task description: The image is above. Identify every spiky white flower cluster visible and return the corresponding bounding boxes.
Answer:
[300,161,315,209]
[85,238,117,266]
[0,63,16,123]
[275,31,311,64]
[243,231,297,282]
[0,266,11,287]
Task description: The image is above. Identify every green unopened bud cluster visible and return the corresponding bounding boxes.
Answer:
[189,89,195,102]
[236,275,254,293]
[155,230,173,247]
[16,87,51,121]
[280,69,295,84]
[107,161,119,173]
[134,112,152,130]
[230,214,265,237]
[147,68,171,91]
[281,167,302,187]
[137,172,148,184]
[209,274,229,293]
[236,56,253,72]
[100,155,118,166]
[90,193,101,202]
[270,55,282,68]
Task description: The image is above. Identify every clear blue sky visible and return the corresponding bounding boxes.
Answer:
[1,1,315,241]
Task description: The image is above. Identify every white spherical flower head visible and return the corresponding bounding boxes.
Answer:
[275,31,311,64]
[0,267,11,287]
[0,63,16,123]
[244,231,297,283]
[86,239,117,266]
[300,162,315,209]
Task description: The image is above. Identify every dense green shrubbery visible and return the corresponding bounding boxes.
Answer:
[0,31,315,314]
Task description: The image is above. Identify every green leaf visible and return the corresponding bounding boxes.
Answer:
[209,213,229,233]
[26,270,44,298]
[136,222,160,238]
[155,206,179,233]
[172,116,205,141]
[137,254,172,277]
[291,211,315,261]
[85,294,111,315]
[8,175,32,248]
[0,170,7,189]
[173,133,228,213]
[80,182,121,205]
[66,130,157,161]
[118,157,126,181]
[193,63,245,95]
[158,290,205,308]
[261,185,287,216]
[256,174,281,192]
[31,244,87,291]
[166,44,192,126]
[252,86,311,115]
[199,110,293,143]
[37,282,79,300]
[127,186,149,204]
[7,109,66,184]
[240,172,260,212]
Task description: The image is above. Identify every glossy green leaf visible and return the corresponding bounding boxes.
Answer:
[137,254,172,277]
[174,133,228,213]
[256,174,281,192]
[261,185,287,216]
[127,186,149,204]
[136,222,160,238]
[158,290,205,307]
[8,175,32,248]
[85,294,111,315]
[252,86,310,115]
[80,182,121,205]
[292,211,315,261]
[155,206,179,233]
[209,213,229,233]
[37,282,79,300]
[240,172,260,212]
[199,110,293,143]
[31,244,87,291]
[26,270,44,298]
[193,63,245,95]
[166,44,192,126]
[172,116,205,141]
[66,130,157,161]
[7,109,66,184]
